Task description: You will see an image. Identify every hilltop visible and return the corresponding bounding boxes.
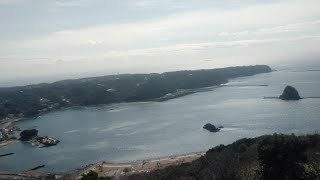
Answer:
[121,134,320,180]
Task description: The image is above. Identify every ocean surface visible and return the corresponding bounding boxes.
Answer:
[1,69,320,173]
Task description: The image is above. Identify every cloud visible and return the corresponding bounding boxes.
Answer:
[218,20,320,37]
[48,0,89,12]
[4,35,320,63]
[51,0,89,7]
[1,35,319,81]
[126,0,159,8]
[126,35,320,52]
[0,0,27,5]
[1,0,320,79]
[125,0,185,10]
[12,0,320,52]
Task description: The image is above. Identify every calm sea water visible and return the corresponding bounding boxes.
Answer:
[0,70,320,173]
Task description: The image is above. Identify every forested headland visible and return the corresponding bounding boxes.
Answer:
[0,65,271,120]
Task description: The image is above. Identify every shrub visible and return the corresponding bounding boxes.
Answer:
[257,134,312,180]
[81,170,111,180]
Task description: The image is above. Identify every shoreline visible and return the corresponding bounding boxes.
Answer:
[4,151,207,179]
[0,118,23,147]
[0,71,273,177]
[0,117,23,129]
[0,70,273,127]
[0,139,17,148]
[64,151,205,179]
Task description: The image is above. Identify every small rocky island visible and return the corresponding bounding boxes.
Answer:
[36,136,60,147]
[19,129,38,141]
[203,123,221,132]
[279,86,302,100]
[19,129,59,147]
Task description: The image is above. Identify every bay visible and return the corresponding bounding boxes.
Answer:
[0,69,319,173]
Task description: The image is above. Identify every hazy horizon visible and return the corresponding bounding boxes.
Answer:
[1,0,320,86]
[0,61,319,87]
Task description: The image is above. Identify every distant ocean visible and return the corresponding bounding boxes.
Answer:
[0,66,320,173]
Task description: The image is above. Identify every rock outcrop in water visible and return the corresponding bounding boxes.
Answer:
[36,136,60,147]
[203,123,220,132]
[19,129,38,141]
[279,86,301,100]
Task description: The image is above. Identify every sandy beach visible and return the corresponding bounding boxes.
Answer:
[65,152,205,179]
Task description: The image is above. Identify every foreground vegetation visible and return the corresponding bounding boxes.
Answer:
[114,134,320,180]
[0,65,271,120]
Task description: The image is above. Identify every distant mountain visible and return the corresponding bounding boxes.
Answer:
[0,65,271,120]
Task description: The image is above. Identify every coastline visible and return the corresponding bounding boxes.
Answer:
[0,117,23,147]
[64,151,205,179]
[0,139,17,148]
[0,69,273,177]
[0,117,23,129]
[0,70,272,130]
[0,66,272,127]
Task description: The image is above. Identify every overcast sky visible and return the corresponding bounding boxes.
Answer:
[1,0,320,83]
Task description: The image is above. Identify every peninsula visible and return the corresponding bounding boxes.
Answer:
[0,65,271,122]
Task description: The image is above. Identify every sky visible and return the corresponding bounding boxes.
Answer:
[0,0,320,85]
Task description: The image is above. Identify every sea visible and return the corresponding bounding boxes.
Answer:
[0,68,320,173]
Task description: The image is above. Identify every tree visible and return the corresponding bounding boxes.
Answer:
[81,170,111,180]
[257,134,313,180]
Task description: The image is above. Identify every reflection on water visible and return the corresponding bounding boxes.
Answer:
[0,70,320,173]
